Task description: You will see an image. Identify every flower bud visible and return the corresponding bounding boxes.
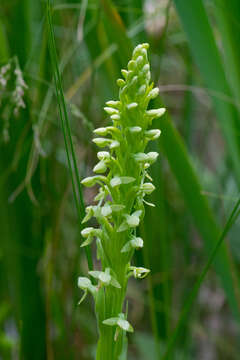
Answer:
[136,55,144,67]
[146,108,166,118]
[111,114,121,121]
[81,175,107,187]
[105,100,120,108]
[97,151,111,160]
[140,47,148,58]
[121,69,128,78]
[127,102,138,110]
[93,160,107,174]
[117,78,125,87]
[133,43,149,58]
[81,176,96,187]
[145,129,161,140]
[81,227,94,238]
[104,107,119,115]
[132,44,143,57]
[109,140,120,149]
[146,152,159,164]
[141,183,155,194]
[142,64,150,73]
[147,87,159,99]
[105,126,120,134]
[127,60,136,71]
[93,138,110,147]
[94,127,108,136]
[131,237,144,249]
[129,126,142,133]
[134,153,148,162]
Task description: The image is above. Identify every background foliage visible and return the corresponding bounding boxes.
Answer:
[0,0,240,359]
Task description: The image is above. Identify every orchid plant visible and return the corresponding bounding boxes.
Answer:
[78,43,165,360]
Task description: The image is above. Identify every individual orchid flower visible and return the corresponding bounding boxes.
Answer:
[103,313,133,341]
[77,277,97,304]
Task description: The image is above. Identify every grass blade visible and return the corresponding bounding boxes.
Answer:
[158,112,240,321]
[46,0,93,271]
[162,196,240,359]
[0,18,9,62]
[213,0,240,106]
[173,0,240,186]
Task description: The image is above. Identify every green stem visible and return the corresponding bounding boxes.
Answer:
[96,286,126,359]
[46,0,93,270]
[162,197,240,359]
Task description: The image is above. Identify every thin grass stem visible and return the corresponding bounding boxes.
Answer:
[162,196,240,359]
[46,0,93,270]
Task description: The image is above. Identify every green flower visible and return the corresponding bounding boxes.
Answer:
[103,313,133,341]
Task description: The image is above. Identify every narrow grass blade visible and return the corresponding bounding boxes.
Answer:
[162,196,240,359]
[0,19,9,62]
[173,0,240,186]
[7,0,32,66]
[100,0,132,66]
[213,0,240,107]
[141,222,162,360]
[141,152,171,358]
[158,112,240,321]
[46,0,93,270]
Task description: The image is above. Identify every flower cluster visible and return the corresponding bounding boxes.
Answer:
[12,67,28,116]
[0,58,28,142]
[0,63,11,90]
[0,57,28,116]
[78,43,165,359]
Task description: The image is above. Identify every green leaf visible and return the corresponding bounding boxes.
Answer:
[162,197,240,359]
[46,0,93,270]
[173,0,240,185]
[159,113,240,321]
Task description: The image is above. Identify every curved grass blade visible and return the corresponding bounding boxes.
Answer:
[159,113,240,321]
[46,0,93,270]
[162,197,240,359]
[0,19,9,62]
[213,0,240,110]
[173,0,240,186]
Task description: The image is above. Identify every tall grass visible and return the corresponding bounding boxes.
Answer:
[0,0,240,359]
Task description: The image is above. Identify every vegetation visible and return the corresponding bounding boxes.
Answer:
[78,42,165,359]
[1,0,240,359]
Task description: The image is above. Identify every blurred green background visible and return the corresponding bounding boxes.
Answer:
[1,0,240,359]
